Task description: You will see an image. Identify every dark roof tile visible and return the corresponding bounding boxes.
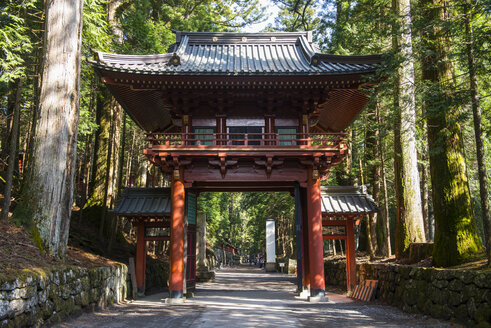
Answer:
[91,31,382,76]
[321,185,379,215]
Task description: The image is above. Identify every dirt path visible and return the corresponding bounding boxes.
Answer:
[55,265,459,328]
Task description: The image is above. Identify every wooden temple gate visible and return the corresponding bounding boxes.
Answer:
[93,30,382,300]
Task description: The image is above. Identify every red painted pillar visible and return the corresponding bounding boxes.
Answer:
[169,171,185,298]
[300,187,310,290]
[346,219,357,292]
[307,168,325,298]
[136,223,146,295]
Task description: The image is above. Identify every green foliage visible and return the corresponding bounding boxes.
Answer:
[271,0,320,31]
[116,0,265,54]
[0,0,35,83]
[198,192,294,257]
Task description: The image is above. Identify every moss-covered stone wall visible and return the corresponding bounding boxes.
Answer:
[324,259,491,327]
[0,264,127,327]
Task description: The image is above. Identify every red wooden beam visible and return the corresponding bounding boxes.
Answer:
[322,220,348,226]
[144,236,170,241]
[322,235,346,240]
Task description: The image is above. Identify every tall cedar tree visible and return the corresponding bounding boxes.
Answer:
[419,0,483,266]
[462,0,490,264]
[13,0,84,256]
[392,0,426,258]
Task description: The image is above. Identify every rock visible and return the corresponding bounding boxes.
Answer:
[404,286,418,306]
[463,284,478,303]
[432,279,448,289]
[0,280,18,292]
[448,279,463,292]
[467,298,477,319]
[80,291,89,307]
[474,274,487,288]
[0,300,9,320]
[38,290,47,304]
[38,276,47,290]
[475,303,491,326]
[448,290,464,307]
[24,295,38,313]
[459,271,475,285]
[9,299,24,316]
[454,303,471,324]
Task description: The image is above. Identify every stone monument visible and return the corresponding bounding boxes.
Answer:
[265,219,276,272]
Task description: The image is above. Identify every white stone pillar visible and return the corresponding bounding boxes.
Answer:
[265,219,276,272]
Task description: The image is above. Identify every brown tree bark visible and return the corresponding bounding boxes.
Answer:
[392,0,426,259]
[420,0,483,266]
[463,0,490,265]
[1,78,24,221]
[13,0,83,257]
[365,103,381,256]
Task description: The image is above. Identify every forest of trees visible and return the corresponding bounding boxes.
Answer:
[0,0,489,266]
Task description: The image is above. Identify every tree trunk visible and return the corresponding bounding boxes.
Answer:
[463,0,490,265]
[392,0,425,258]
[117,112,126,192]
[1,82,15,167]
[125,129,136,186]
[365,103,381,256]
[379,126,392,257]
[1,78,24,221]
[420,0,483,266]
[137,155,148,187]
[419,122,430,240]
[13,0,83,257]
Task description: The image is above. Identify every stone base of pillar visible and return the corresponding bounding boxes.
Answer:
[308,289,327,303]
[307,294,327,303]
[265,262,276,272]
[165,297,186,304]
[297,287,310,299]
[196,266,215,282]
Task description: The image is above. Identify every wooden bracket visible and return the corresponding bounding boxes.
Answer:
[208,157,238,178]
[254,156,283,178]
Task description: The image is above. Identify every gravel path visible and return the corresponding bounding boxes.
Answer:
[55,265,460,328]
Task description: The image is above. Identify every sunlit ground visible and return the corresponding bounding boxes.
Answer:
[55,265,455,328]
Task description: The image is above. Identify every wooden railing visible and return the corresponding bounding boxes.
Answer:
[146,132,346,149]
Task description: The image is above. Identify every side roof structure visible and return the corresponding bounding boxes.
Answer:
[321,185,379,217]
[113,186,378,218]
[113,188,171,216]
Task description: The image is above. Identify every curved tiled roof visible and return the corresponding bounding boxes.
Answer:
[321,185,379,216]
[91,31,382,76]
[112,186,378,217]
[113,188,171,216]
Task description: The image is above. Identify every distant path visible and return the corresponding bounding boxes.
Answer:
[56,264,456,328]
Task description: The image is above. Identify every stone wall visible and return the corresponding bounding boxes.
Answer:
[324,259,491,327]
[0,264,127,327]
[145,261,169,294]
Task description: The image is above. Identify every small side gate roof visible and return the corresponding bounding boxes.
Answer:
[113,188,171,216]
[321,185,378,216]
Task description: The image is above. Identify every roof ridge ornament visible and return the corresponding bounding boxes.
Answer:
[167,53,180,66]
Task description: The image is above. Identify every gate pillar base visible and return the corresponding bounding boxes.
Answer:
[308,293,327,303]
[165,296,186,304]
